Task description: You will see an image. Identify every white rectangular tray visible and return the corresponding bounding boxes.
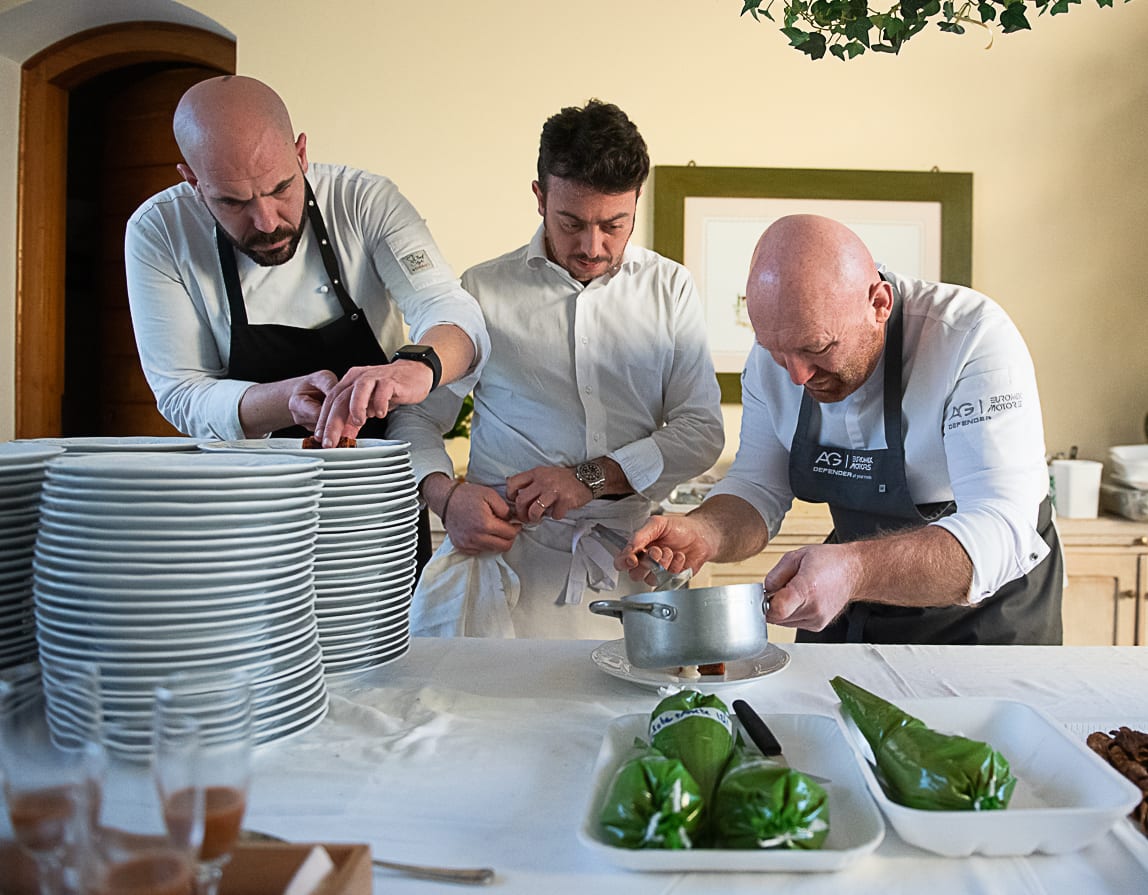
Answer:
[835,696,1143,857]
[578,712,885,872]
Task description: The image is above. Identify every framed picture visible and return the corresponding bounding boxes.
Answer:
[652,166,973,402]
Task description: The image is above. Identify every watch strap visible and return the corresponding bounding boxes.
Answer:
[393,344,442,391]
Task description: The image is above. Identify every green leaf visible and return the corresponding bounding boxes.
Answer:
[977,2,998,21]
[999,1,1032,29]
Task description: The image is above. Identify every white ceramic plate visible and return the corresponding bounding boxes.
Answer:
[321,636,411,677]
[200,437,410,461]
[578,712,885,871]
[35,519,318,553]
[47,450,321,477]
[835,696,1144,856]
[21,436,204,452]
[591,640,790,692]
[0,443,66,465]
[38,506,320,534]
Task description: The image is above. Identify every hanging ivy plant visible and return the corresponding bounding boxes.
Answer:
[739,0,1130,60]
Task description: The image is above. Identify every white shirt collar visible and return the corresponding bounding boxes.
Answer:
[524,224,643,283]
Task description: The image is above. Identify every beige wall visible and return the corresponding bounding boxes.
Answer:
[1,0,1147,463]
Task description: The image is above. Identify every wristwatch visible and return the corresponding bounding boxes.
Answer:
[392,344,441,391]
[575,460,607,499]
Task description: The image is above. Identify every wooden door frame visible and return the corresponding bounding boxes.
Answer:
[15,21,234,437]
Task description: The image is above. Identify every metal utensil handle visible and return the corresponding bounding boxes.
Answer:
[587,599,677,621]
[372,857,495,885]
[732,699,783,758]
[590,523,685,590]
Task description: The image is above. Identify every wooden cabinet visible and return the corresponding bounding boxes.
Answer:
[686,502,1148,646]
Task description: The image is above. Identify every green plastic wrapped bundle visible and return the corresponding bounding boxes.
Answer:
[831,676,1016,811]
[598,750,704,849]
[648,690,736,803]
[711,750,830,849]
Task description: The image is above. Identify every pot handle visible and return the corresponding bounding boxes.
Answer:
[762,588,772,616]
[588,599,678,621]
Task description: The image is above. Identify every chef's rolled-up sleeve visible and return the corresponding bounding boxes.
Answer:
[929,316,1051,604]
[705,348,796,540]
[355,180,489,381]
[124,207,252,440]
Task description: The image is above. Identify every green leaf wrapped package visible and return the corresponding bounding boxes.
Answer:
[598,750,704,849]
[649,691,736,803]
[711,750,830,849]
[831,676,1017,811]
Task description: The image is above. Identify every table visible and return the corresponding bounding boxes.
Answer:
[232,638,1148,895]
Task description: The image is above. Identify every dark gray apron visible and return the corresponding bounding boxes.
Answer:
[218,178,432,575]
[788,295,1062,645]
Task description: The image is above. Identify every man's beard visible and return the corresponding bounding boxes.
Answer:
[217,209,306,267]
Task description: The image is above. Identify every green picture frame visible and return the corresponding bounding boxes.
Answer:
[652,166,973,402]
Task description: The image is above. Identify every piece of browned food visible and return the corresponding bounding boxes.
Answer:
[697,662,726,676]
[301,436,357,449]
[1088,727,1148,836]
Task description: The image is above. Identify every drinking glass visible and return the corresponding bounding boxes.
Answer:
[84,719,201,895]
[0,660,102,895]
[153,671,253,895]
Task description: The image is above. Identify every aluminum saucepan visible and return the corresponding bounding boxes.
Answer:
[588,582,769,669]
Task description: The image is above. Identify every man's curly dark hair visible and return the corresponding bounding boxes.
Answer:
[536,99,649,195]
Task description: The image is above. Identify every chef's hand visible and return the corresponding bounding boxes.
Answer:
[287,370,338,432]
[762,544,853,631]
[314,361,434,446]
[615,515,711,586]
[444,483,522,555]
[505,465,588,524]
[423,473,520,555]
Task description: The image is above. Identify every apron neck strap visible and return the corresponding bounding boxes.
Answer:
[215,178,361,324]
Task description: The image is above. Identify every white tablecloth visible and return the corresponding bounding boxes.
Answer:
[234,639,1148,894]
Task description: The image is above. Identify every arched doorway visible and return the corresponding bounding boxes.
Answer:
[16,21,235,437]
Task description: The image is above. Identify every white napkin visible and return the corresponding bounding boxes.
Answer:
[282,845,334,895]
[411,535,518,637]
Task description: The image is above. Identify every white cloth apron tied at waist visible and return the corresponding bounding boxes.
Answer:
[411,491,651,638]
[555,495,650,607]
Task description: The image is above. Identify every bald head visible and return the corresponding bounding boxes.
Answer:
[174,76,298,184]
[745,214,893,403]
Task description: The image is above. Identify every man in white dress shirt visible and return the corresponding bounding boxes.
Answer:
[620,214,1062,645]
[391,99,724,638]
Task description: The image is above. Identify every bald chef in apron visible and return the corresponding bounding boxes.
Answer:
[125,77,489,567]
[620,214,1062,645]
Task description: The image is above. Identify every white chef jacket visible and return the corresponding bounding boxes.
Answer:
[391,225,724,638]
[124,163,489,439]
[709,267,1052,605]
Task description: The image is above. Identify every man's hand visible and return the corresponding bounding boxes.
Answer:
[314,361,434,446]
[505,465,591,524]
[441,483,522,555]
[614,515,713,586]
[287,371,338,432]
[761,544,855,631]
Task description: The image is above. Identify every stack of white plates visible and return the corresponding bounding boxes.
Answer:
[1108,445,1148,490]
[32,451,330,756]
[0,443,65,670]
[200,439,418,677]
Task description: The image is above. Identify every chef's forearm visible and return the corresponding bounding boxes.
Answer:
[418,324,477,387]
[686,494,771,563]
[846,525,974,607]
[238,380,297,437]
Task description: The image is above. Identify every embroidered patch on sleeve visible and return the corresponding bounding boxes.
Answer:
[401,250,434,274]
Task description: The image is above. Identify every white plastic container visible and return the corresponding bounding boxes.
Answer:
[835,697,1142,857]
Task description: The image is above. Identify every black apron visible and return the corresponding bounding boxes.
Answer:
[788,294,1063,645]
[219,179,432,575]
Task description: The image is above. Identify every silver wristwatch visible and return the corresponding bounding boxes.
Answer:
[575,460,607,499]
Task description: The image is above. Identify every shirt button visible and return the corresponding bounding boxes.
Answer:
[319,285,330,294]
[581,337,589,344]
[1029,553,1039,561]
[584,386,592,394]
[593,434,601,442]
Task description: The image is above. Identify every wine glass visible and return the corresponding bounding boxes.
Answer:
[0,660,102,895]
[83,718,201,895]
[153,671,253,895]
